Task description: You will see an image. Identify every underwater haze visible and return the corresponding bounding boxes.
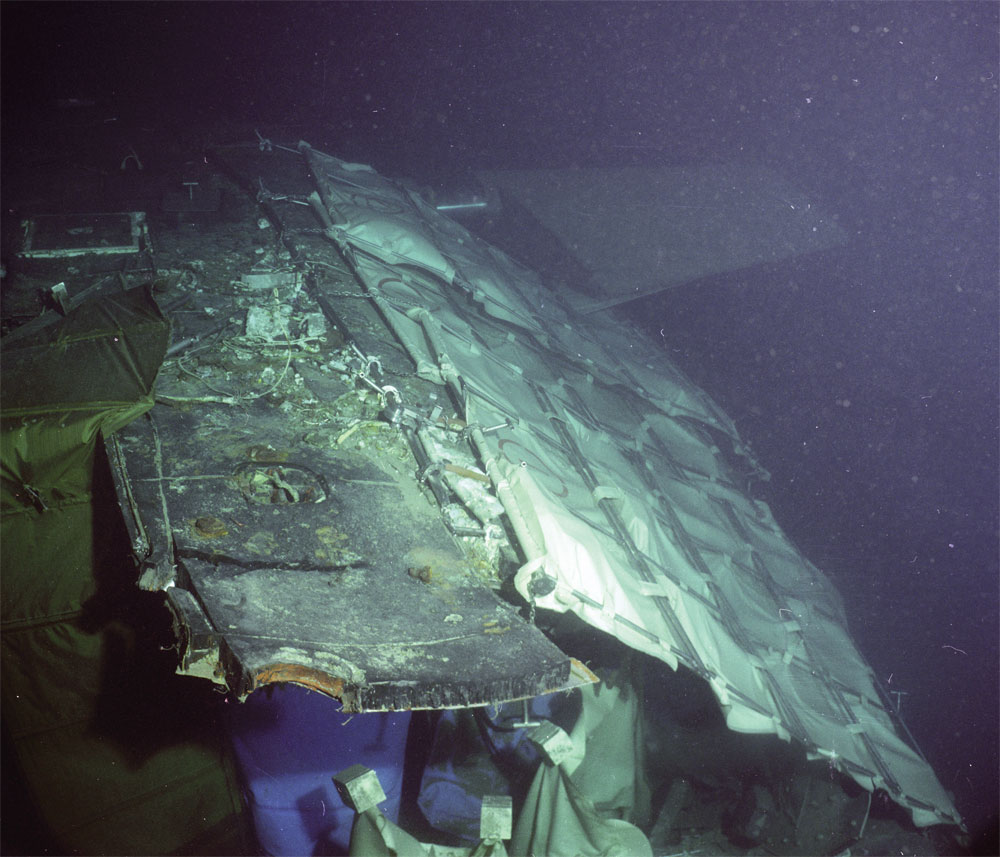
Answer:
[3,1,997,850]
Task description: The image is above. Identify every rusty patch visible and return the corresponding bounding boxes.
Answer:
[245,444,289,463]
[253,662,346,698]
[408,565,433,583]
[193,515,228,538]
[443,462,490,483]
[482,619,511,635]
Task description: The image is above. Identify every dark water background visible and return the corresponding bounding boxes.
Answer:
[3,1,997,847]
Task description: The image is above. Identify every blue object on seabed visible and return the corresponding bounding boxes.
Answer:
[418,694,567,843]
[228,684,411,856]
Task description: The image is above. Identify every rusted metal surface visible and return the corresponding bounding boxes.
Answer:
[109,400,573,709]
[253,664,346,698]
[101,158,579,708]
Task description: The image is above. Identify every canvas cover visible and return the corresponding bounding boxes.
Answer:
[477,164,847,311]
[347,675,653,857]
[300,143,957,830]
[0,287,247,854]
[510,678,653,857]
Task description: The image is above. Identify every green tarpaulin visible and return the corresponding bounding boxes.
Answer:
[1,287,248,855]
